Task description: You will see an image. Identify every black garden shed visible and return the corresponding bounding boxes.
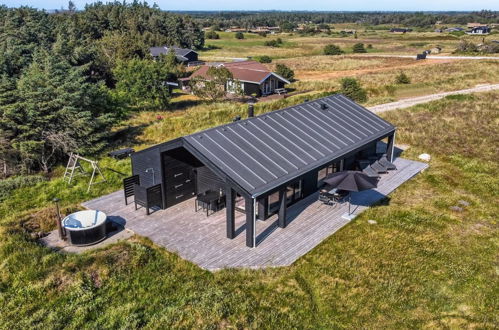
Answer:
[130,94,396,247]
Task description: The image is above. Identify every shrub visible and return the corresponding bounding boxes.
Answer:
[0,175,47,201]
[258,55,272,63]
[395,72,411,84]
[456,40,478,53]
[340,77,367,102]
[352,43,367,53]
[205,31,219,39]
[235,32,244,39]
[323,44,343,55]
[258,31,267,37]
[367,44,373,49]
[264,39,283,47]
[275,63,294,81]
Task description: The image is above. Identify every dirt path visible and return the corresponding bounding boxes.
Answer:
[367,84,499,113]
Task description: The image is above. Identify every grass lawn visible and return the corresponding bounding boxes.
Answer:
[0,91,497,328]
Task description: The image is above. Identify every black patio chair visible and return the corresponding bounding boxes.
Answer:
[370,160,389,174]
[378,154,397,170]
[319,190,337,206]
[134,183,163,215]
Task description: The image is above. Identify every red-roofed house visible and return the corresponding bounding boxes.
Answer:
[183,61,290,97]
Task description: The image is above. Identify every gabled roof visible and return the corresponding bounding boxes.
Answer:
[189,61,290,85]
[182,94,395,197]
[149,46,197,60]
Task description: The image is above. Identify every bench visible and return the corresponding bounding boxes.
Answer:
[275,88,287,95]
[108,148,135,159]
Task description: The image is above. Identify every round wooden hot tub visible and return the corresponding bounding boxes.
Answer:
[62,210,107,246]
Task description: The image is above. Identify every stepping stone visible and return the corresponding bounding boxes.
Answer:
[450,206,464,212]
[458,200,470,207]
[418,153,431,162]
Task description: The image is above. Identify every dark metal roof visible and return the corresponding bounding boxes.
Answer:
[149,46,196,60]
[183,94,395,197]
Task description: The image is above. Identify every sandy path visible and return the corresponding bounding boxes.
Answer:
[367,84,499,113]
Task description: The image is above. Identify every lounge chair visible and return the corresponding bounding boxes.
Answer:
[378,155,397,170]
[370,160,388,174]
[358,160,380,178]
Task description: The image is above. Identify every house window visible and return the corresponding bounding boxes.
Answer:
[267,180,303,214]
[317,162,340,187]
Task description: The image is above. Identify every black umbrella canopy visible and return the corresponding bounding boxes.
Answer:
[323,171,378,192]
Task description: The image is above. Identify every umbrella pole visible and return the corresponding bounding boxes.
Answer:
[348,194,351,215]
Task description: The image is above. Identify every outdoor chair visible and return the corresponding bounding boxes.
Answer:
[378,155,397,170]
[123,175,140,205]
[370,160,389,174]
[319,191,336,206]
[133,183,163,215]
[195,190,226,216]
[358,160,380,178]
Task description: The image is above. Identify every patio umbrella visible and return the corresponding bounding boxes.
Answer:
[322,171,378,219]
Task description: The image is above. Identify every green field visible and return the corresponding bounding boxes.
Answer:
[1,91,498,328]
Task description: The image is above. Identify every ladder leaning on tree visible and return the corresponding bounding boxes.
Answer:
[63,152,106,192]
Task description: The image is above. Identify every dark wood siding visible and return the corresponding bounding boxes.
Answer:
[243,82,262,96]
[162,150,199,208]
[184,51,198,63]
[131,147,162,188]
[196,166,225,194]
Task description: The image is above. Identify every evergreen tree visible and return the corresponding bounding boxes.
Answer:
[324,44,343,55]
[352,43,367,53]
[340,77,367,103]
[0,50,115,172]
[235,32,244,39]
[395,72,411,84]
[275,63,295,82]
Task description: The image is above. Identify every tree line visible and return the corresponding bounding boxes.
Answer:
[0,1,204,176]
[183,10,499,30]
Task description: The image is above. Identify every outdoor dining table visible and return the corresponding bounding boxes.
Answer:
[195,191,225,217]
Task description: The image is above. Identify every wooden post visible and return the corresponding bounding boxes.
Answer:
[53,198,65,240]
[278,189,287,228]
[245,197,255,248]
[386,132,396,163]
[257,197,268,220]
[226,188,236,239]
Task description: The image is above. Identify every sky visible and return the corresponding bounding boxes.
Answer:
[1,0,498,11]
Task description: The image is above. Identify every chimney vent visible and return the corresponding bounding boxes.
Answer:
[248,103,255,118]
[320,103,328,110]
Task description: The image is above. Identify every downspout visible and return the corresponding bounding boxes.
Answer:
[253,198,257,248]
[390,132,396,163]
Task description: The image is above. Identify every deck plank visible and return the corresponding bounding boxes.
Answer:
[83,158,428,271]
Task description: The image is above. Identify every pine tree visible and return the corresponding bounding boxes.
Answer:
[3,50,115,172]
[275,63,295,82]
[352,43,367,53]
[324,44,343,55]
[340,77,367,103]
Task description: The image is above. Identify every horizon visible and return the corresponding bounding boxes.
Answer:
[1,0,498,11]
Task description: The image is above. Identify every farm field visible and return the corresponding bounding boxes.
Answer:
[199,30,499,60]
[1,92,497,328]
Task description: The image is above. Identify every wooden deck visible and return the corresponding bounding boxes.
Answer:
[83,158,428,271]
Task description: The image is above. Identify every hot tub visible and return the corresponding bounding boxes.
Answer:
[62,210,107,246]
